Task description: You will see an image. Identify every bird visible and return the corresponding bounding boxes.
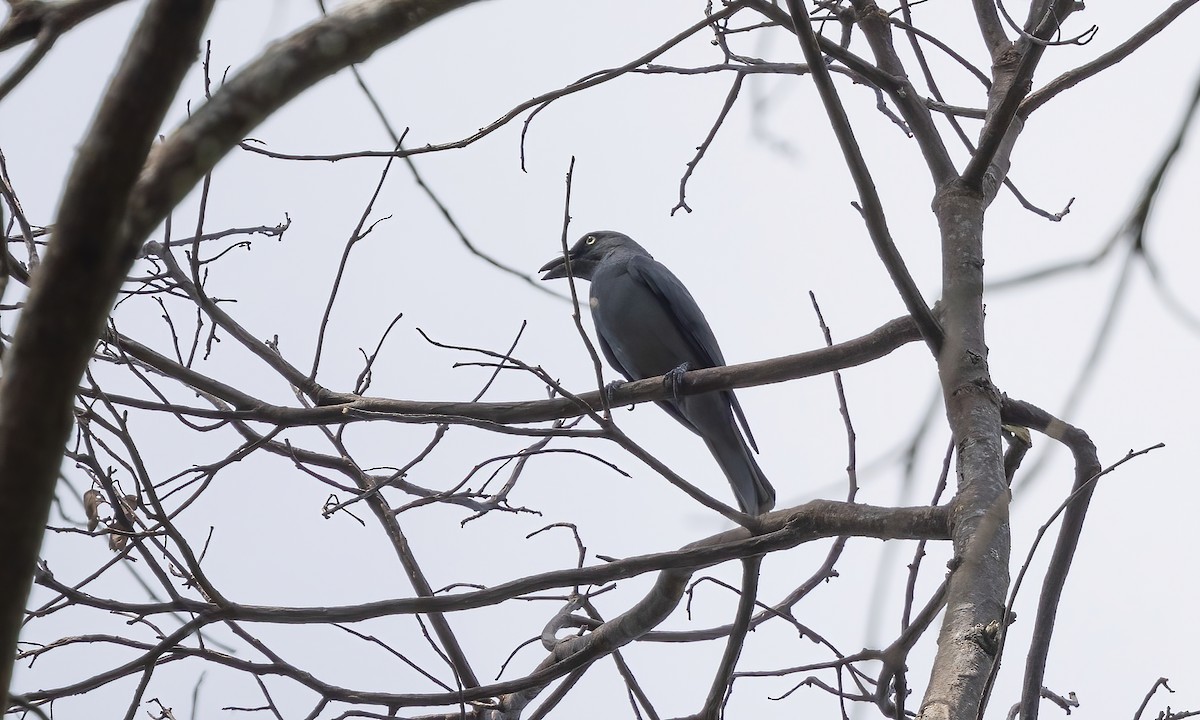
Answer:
[539,230,775,515]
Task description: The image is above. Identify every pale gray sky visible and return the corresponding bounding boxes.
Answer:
[4,1,1199,717]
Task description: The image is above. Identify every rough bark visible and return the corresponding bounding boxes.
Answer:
[918,182,1010,720]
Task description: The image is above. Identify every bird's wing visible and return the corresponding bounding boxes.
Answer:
[627,256,760,452]
[626,256,725,367]
[589,258,695,433]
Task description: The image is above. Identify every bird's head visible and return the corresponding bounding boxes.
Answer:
[539,230,645,281]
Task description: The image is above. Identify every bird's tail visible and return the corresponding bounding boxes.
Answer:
[708,433,776,515]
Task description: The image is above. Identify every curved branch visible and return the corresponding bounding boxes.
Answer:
[998,399,1102,720]
[1021,0,1200,115]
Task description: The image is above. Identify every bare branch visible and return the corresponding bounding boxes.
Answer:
[0,0,214,704]
[961,0,1080,191]
[117,0,482,282]
[88,314,922,428]
[780,0,944,353]
[0,0,128,51]
[1022,0,1200,114]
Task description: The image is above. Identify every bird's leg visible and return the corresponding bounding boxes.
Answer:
[603,379,627,409]
[663,362,691,400]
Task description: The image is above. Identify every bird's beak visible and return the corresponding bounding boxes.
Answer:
[539,254,570,280]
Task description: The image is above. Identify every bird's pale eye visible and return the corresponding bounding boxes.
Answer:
[585,235,597,245]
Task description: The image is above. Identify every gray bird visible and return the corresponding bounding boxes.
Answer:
[540,230,775,515]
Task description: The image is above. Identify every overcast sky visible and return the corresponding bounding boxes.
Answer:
[4,1,1200,717]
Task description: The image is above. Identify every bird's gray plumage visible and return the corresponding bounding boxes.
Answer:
[540,230,775,515]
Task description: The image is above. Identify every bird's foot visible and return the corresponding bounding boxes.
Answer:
[663,362,691,400]
[603,380,626,408]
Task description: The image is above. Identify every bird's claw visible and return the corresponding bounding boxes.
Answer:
[663,362,691,400]
[603,380,626,408]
